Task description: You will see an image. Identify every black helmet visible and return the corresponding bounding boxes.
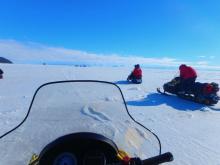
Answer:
[179,64,186,70]
[134,64,140,68]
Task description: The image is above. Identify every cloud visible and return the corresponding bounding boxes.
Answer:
[0,39,179,66]
[209,56,215,59]
[0,39,219,70]
[196,61,208,65]
[198,55,206,58]
[197,55,216,60]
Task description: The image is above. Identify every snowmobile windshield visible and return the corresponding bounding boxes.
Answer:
[0,81,160,165]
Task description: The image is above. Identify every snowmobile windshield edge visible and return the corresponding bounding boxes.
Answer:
[0,80,160,165]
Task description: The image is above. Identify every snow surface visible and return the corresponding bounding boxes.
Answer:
[0,63,220,165]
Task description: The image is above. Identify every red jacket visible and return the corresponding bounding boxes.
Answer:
[132,68,142,79]
[179,65,197,79]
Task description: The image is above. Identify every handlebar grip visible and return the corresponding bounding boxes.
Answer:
[142,152,173,165]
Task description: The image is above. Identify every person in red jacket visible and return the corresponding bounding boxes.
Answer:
[127,64,142,84]
[178,64,197,94]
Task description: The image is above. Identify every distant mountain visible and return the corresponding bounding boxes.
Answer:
[0,57,13,63]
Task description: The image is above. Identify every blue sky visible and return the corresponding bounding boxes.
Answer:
[0,0,220,67]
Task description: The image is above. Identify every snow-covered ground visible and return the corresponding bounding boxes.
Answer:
[0,63,220,165]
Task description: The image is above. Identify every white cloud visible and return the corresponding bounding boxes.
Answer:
[197,55,216,60]
[209,56,215,59]
[0,39,219,70]
[0,39,180,66]
[198,55,206,58]
[196,61,208,65]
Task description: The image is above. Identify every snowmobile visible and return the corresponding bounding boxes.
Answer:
[0,80,173,165]
[158,77,219,105]
[127,64,142,84]
[127,75,142,84]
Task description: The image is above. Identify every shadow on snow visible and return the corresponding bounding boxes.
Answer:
[126,92,205,111]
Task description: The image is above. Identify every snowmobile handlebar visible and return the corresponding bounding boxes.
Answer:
[141,152,173,165]
[110,152,173,165]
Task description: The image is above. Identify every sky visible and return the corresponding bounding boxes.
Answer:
[0,0,220,67]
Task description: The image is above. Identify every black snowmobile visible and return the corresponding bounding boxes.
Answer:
[127,75,142,84]
[127,64,142,84]
[0,80,173,165]
[158,77,219,105]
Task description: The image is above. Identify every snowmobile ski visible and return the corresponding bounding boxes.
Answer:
[156,88,170,96]
[207,106,220,111]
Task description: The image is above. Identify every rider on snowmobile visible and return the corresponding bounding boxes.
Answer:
[160,65,219,105]
[127,64,142,84]
[178,64,197,94]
